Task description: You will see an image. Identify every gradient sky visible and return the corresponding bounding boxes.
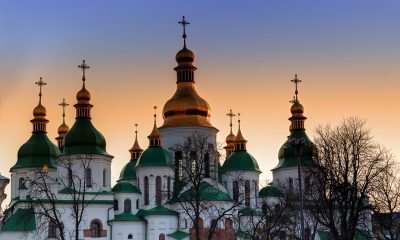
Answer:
[1,0,400,207]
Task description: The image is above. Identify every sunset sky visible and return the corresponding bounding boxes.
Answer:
[1,1,400,206]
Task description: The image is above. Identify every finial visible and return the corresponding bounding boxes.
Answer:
[135,123,138,135]
[237,112,241,129]
[226,109,236,133]
[78,59,90,83]
[153,106,158,122]
[290,74,302,102]
[178,16,190,48]
[35,77,47,105]
[59,98,69,123]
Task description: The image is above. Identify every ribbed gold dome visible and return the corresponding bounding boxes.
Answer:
[162,82,212,128]
[57,122,70,135]
[76,86,91,104]
[225,132,236,144]
[33,104,47,117]
[290,101,304,115]
[176,47,195,66]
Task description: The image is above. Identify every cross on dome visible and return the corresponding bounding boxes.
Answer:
[35,77,47,104]
[78,59,90,82]
[290,74,302,101]
[178,16,190,47]
[59,98,69,121]
[226,109,236,131]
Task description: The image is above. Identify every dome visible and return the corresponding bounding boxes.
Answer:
[161,83,213,128]
[135,146,172,168]
[63,118,109,156]
[220,151,261,173]
[76,87,91,104]
[11,133,60,170]
[272,130,315,171]
[290,101,304,115]
[112,181,140,193]
[176,47,195,64]
[259,185,284,198]
[33,104,47,117]
[225,132,236,143]
[57,122,70,135]
[118,160,137,182]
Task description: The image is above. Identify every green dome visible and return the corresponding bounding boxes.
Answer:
[63,118,110,156]
[221,151,261,173]
[272,130,315,171]
[118,160,137,182]
[112,181,140,193]
[259,185,284,198]
[135,146,172,168]
[11,133,60,170]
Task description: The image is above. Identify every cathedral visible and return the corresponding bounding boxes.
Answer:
[0,18,370,240]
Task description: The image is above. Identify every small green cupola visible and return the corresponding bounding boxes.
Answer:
[221,115,261,173]
[272,75,315,171]
[135,107,173,168]
[11,77,60,170]
[259,184,284,198]
[118,124,143,182]
[62,60,110,156]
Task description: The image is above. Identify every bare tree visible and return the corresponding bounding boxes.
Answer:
[308,117,390,240]
[27,154,99,240]
[370,160,400,240]
[170,133,241,240]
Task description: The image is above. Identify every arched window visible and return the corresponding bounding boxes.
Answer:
[262,203,268,215]
[288,178,293,193]
[128,234,133,239]
[275,203,281,215]
[159,233,165,240]
[304,176,311,194]
[233,181,239,201]
[245,180,251,206]
[156,176,162,205]
[167,177,171,199]
[86,168,92,188]
[124,199,131,213]
[18,177,25,189]
[48,221,57,237]
[90,219,102,238]
[144,176,149,205]
[102,169,106,187]
[183,218,188,229]
[175,151,182,181]
[136,199,139,209]
[253,180,258,207]
[113,200,119,210]
[68,167,73,187]
[204,153,210,178]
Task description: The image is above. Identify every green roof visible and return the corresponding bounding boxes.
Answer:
[109,212,144,222]
[2,208,36,232]
[112,182,141,194]
[221,151,261,173]
[171,181,231,202]
[58,187,114,195]
[317,229,373,240]
[239,207,263,216]
[137,205,178,216]
[167,230,190,240]
[273,130,315,171]
[118,160,137,181]
[11,132,60,170]
[63,118,110,156]
[259,185,284,198]
[135,146,172,168]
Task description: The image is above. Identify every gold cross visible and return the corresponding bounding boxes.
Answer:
[226,109,236,130]
[59,98,69,120]
[178,16,190,47]
[78,60,90,81]
[35,77,47,104]
[290,74,302,101]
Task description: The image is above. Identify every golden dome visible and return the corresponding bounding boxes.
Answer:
[57,122,70,135]
[176,47,195,65]
[290,101,304,115]
[225,131,236,144]
[161,82,213,128]
[76,86,91,104]
[33,104,47,117]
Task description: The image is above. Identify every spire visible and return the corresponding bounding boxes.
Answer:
[75,60,93,118]
[129,123,143,160]
[235,113,247,151]
[56,98,70,149]
[148,106,162,147]
[224,109,236,157]
[31,77,49,132]
[178,16,190,48]
[289,74,307,131]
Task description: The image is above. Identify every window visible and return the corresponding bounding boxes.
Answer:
[191,159,197,176]
[288,178,293,193]
[304,176,311,194]
[175,151,182,181]
[167,177,171,199]
[86,168,92,187]
[156,176,162,205]
[245,180,250,206]
[253,180,258,207]
[90,219,102,238]
[128,234,133,239]
[211,219,218,229]
[183,218,188,229]
[178,159,183,181]
[48,221,57,238]
[275,204,281,215]
[68,167,73,187]
[233,181,239,201]
[144,176,149,205]
[124,199,131,213]
[159,233,165,240]
[136,199,139,209]
[204,153,210,178]
[113,200,118,210]
[102,169,106,187]
[262,203,268,215]
[18,177,25,189]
